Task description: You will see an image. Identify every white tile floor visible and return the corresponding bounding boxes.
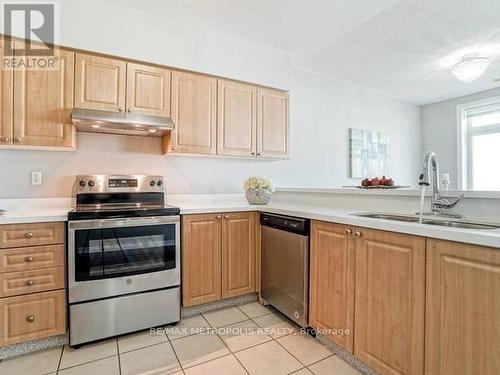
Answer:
[0,302,362,375]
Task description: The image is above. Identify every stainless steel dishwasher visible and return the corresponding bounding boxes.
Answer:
[261,213,310,327]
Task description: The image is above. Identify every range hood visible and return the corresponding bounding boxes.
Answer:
[71,108,175,137]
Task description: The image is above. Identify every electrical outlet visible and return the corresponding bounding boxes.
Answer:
[31,171,42,185]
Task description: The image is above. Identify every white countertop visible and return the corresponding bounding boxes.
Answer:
[1,196,499,249]
[275,187,500,199]
[0,208,69,224]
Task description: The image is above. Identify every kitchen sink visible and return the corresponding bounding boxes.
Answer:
[355,213,420,223]
[420,220,500,230]
[354,213,500,230]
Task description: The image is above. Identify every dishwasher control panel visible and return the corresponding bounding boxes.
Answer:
[260,213,309,236]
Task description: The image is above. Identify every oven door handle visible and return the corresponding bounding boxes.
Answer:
[68,215,180,230]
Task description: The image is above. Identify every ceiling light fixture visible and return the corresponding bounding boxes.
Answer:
[452,54,490,83]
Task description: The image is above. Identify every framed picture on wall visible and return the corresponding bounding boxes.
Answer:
[349,128,390,178]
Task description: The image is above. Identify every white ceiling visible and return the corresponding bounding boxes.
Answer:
[105,0,500,105]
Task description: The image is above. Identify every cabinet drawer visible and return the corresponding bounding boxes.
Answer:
[0,244,65,273]
[0,222,64,249]
[0,267,65,298]
[0,290,66,346]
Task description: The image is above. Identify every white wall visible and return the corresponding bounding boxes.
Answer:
[0,70,421,198]
[0,1,421,198]
[421,87,500,189]
[7,0,291,90]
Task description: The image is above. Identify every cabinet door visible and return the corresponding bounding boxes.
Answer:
[170,71,217,154]
[217,79,256,157]
[222,212,256,298]
[182,214,222,307]
[126,63,171,117]
[354,228,425,375]
[75,53,126,112]
[0,38,13,145]
[309,221,355,352]
[257,88,288,158]
[13,48,75,148]
[426,239,500,375]
[0,290,66,346]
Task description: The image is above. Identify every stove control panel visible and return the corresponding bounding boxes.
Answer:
[73,175,165,194]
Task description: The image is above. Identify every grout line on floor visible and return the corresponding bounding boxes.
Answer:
[179,351,232,371]
[163,339,183,372]
[116,339,122,375]
[230,352,251,375]
[274,336,311,368]
[207,317,250,375]
[235,303,274,320]
[235,305,252,320]
[57,353,119,372]
[305,353,336,369]
[117,336,170,355]
[55,345,64,373]
[200,308,249,330]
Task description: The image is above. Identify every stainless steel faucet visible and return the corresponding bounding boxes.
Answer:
[418,151,464,217]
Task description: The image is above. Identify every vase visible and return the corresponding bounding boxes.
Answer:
[245,188,272,205]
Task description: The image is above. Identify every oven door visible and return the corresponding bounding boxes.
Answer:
[68,216,180,303]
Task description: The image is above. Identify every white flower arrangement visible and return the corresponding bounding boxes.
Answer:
[243,176,274,192]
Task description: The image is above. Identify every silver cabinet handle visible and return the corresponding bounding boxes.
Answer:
[25,256,34,262]
[345,229,352,235]
[355,231,362,238]
[127,108,132,113]
[14,137,23,144]
[224,215,229,219]
[26,279,35,286]
[118,107,123,112]
[26,315,35,323]
[0,136,9,143]
[216,215,221,220]
[24,232,34,239]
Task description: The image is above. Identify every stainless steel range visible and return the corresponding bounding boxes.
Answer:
[67,175,180,346]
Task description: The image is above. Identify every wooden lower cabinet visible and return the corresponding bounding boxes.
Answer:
[309,221,355,352]
[0,289,66,346]
[222,213,256,298]
[182,214,222,307]
[182,212,257,307]
[0,222,65,249]
[425,239,500,375]
[354,228,425,375]
[0,267,64,298]
[0,221,67,348]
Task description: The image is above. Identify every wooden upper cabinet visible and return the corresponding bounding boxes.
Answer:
[170,71,217,154]
[0,38,13,145]
[354,228,425,375]
[222,212,256,298]
[182,214,222,307]
[257,88,289,158]
[426,239,500,375]
[126,63,171,117]
[75,53,126,112]
[309,221,355,353]
[13,47,75,148]
[217,79,256,157]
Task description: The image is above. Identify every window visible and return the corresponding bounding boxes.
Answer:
[458,97,500,190]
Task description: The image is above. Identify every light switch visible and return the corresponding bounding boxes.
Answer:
[31,171,42,185]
